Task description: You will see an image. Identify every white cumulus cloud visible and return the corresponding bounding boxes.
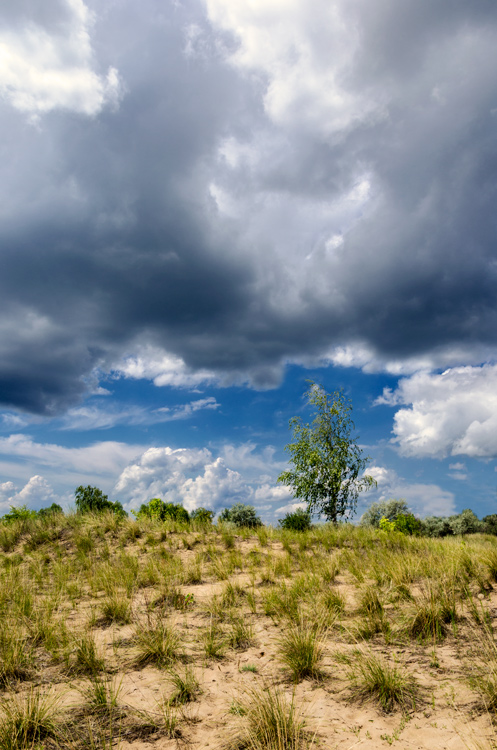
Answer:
[377,365,497,458]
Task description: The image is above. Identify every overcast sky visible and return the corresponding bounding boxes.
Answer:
[1,0,497,522]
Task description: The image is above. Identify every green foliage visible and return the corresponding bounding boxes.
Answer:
[74,485,126,517]
[278,382,376,523]
[278,508,312,532]
[360,499,410,528]
[450,508,483,535]
[1,505,37,524]
[421,516,454,537]
[190,507,214,524]
[378,512,422,536]
[421,509,484,537]
[218,503,262,528]
[379,517,396,533]
[37,503,63,518]
[483,514,497,535]
[133,498,189,523]
[393,513,423,535]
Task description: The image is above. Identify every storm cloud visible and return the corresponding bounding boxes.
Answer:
[2,0,497,414]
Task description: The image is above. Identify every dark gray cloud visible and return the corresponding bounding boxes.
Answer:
[1,0,497,413]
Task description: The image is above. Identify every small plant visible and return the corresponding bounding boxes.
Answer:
[100,593,132,625]
[0,687,61,750]
[73,631,105,674]
[321,588,346,615]
[219,504,263,528]
[168,665,201,705]
[157,701,182,738]
[277,618,325,682]
[240,664,258,673]
[228,616,255,651]
[407,584,457,642]
[348,651,418,713]
[80,673,124,716]
[234,684,308,750]
[278,508,312,532]
[134,614,180,667]
[201,618,226,660]
[0,628,33,685]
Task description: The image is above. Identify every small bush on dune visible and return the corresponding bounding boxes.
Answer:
[219,503,262,528]
[75,485,126,518]
[278,508,312,532]
[133,498,189,524]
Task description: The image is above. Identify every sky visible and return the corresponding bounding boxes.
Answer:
[1,0,497,523]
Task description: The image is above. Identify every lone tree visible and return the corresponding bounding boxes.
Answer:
[278,382,376,523]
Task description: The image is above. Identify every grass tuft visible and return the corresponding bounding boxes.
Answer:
[348,651,419,713]
[277,617,325,682]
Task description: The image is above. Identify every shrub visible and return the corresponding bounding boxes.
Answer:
[278,508,312,532]
[450,508,483,535]
[379,513,422,535]
[190,507,215,524]
[360,499,410,528]
[483,514,497,535]
[420,516,454,537]
[133,498,189,524]
[75,485,126,517]
[37,503,64,518]
[1,505,37,524]
[420,509,483,537]
[393,513,422,535]
[218,503,262,528]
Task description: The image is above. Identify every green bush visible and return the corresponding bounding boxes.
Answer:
[483,514,497,535]
[133,498,189,524]
[190,507,214,524]
[360,499,410,527]
[420,509,483,537]
[278,508,311,532]
[420,516,454,537]
[37,503,63,518]
[1,505,38,524]
[218,503,262,528]
[75,486,126,517]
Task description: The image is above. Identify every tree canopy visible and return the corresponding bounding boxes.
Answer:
[278,382,376,523]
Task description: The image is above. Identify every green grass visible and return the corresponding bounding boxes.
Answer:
[168,665,201,705]
[234,684,310,750]
[0,687,61,750]
[134,614,180,667]
[277,617,325,682]
[348,651,419,713]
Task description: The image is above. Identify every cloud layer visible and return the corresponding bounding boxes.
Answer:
[1,0,497,414]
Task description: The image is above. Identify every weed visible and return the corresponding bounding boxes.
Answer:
[134,613,180,667]
[228,616,255,651]
[277,618,325,682]
[0,687,61,750]
[349,651,418,713]
[100,593,132,625]
[168,665,201,704]
[73,631,105,674]
[201,618,226,660]
[233,684,309,750]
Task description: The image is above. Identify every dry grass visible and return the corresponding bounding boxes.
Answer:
[0,513,497,748]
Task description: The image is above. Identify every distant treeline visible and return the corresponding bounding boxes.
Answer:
[359,499,497,537]
[1,488,496,537]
